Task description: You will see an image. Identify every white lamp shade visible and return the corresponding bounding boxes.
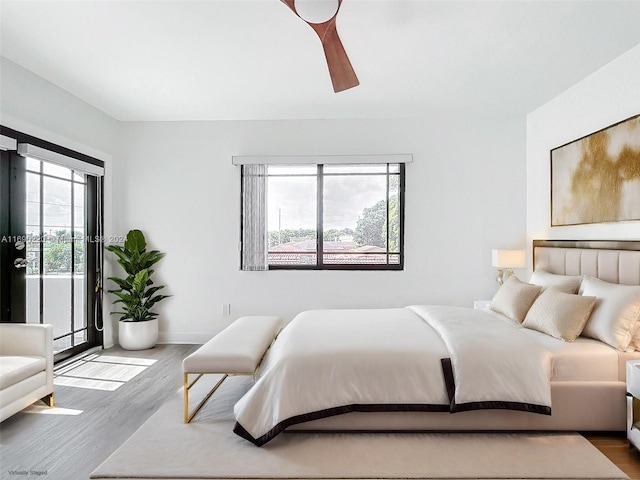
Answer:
[491,249,526,269]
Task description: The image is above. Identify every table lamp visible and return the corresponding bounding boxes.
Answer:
[491,249,526,286]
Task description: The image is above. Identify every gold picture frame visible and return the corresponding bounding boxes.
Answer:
[551,114,640,227]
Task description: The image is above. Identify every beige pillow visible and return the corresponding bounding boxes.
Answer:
[523,288,596,342]
[580,276,640,351]
[629,323,640,352]
[529,269,582,294]
[490,276,542,323]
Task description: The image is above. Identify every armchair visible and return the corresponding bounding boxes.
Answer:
[0,323,54,422]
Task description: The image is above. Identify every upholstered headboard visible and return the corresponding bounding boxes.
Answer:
[533,240,640,286]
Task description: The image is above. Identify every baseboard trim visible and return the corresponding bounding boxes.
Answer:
[157,332,219,345]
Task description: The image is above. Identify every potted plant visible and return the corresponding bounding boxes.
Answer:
[106,229,171,350]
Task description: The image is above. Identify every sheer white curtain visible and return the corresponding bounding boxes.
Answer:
[241,164,268,271]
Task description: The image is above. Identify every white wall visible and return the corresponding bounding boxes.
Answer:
[0,57,119,346]
[526,43,640,262]
[116,115,527,343]
[1,56,529,346]
[0,58,117,161]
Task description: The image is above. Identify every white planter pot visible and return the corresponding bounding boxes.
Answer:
[119,319,158,350]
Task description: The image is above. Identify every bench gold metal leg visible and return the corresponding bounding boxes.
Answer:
[184,373,191,424]
[184,373,228,424]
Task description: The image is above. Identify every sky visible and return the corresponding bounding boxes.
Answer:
[26,159,85,238]
[267,166,398,232]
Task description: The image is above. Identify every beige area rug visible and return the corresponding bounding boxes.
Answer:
[91,376,627,480]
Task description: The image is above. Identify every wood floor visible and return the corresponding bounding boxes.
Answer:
[587,433,640,480]
[0,344,197,480]
[2,344,640,480]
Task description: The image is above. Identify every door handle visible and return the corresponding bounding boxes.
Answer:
[14,258,28,269]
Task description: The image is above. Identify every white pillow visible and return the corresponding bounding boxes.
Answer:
[580,276,640,351]
[523,287,596,342]
[490,276,542,323]
[529,269,582,294]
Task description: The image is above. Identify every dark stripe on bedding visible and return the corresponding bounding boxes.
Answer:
[233,402,450,447]
[440,357,552,416]
[450,400,551,415]
[441,358,455,406]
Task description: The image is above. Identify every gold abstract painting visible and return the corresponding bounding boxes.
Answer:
[551,114,640,226]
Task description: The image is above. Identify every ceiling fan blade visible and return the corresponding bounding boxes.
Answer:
[311,20,359,93]
[280,0,359,93]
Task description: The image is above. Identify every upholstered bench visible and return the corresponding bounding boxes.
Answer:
[182,315,283,423]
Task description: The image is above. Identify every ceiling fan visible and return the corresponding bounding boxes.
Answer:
[280,0,359,93]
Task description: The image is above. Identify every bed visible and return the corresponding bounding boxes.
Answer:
[233,240,640,446]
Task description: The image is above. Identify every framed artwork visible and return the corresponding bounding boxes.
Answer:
[551,114,640,226]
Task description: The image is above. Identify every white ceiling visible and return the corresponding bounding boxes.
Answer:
[1,0,640,122]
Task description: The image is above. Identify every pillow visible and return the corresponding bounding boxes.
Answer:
[490,276,542,323]
[523,287,596,342]
[529,269,582,294]
[580,276,640,351]
[629,323,640,351]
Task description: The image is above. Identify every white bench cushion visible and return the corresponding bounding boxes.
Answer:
[183,316,283,374]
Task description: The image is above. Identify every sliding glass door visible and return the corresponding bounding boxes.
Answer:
[1,132,104,362]
[25,158,89,354]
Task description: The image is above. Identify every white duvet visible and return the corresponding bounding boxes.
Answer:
[233,306,552,446]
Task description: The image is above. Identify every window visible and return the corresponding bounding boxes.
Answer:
[241,163,404,270]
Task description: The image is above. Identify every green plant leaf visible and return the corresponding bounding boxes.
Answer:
[125,229,146,253]
[144,294,171,309]
[108,248,133,271]
[144,285,165,298]
[139,251,166,269]
[132,269,150,294]
[107,276,133,291]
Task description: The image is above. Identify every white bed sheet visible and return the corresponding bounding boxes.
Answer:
[482,309,620,382]
[522,329,619,381]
